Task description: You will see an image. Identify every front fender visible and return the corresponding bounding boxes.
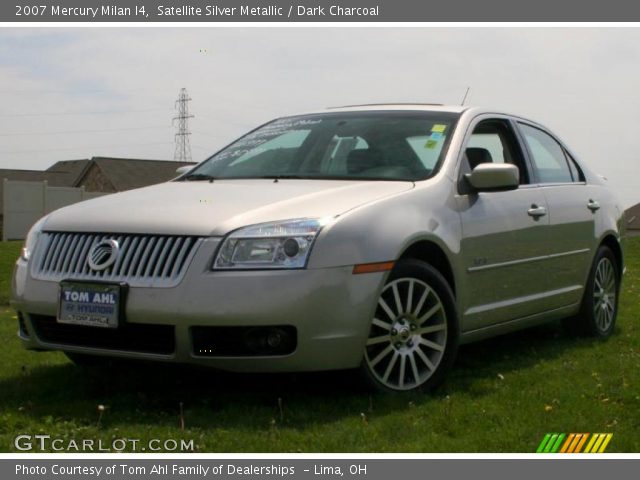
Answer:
[308,177,461,271]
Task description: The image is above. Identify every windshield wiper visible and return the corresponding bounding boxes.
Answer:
[256,174,306,182]
[182,173,216,182]
[258,174,305,179]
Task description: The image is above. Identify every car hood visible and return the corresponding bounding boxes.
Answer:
[43,179,414,236]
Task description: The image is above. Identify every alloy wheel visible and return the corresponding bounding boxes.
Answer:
[364,277,447,391]
[593,256,617,333]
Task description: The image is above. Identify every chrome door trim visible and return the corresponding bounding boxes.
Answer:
[467,248,590,273]
[464,285,582,316]
[460,302,580,343]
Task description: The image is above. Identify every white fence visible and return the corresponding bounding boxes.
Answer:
[2,179,106,241]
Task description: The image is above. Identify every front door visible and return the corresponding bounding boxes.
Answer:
[456,117,551,332]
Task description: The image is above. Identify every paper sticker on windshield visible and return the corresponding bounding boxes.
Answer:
[425,139,439,149]
[431,124,447,133]
[430,131,443,140]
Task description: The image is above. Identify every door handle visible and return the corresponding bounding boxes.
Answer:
[527,204,547,219]
[587,199,601,212]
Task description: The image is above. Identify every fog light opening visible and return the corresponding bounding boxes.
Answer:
[267,330,283,348]
[245,327,294,355]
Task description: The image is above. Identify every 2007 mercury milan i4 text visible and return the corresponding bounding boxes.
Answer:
[12,104,626,392]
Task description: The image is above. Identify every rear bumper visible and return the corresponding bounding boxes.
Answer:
[12,239,387,372]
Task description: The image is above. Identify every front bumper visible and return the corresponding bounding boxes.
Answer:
[11,238,387,372]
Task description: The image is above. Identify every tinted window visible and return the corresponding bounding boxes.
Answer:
[463,119,529,184]
[565,151,584,182]
[184,112,459,181]
[406,135,447,169]
[468,133,507,163]
[519,123,572,184]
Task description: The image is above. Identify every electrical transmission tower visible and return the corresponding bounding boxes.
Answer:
[173,88,194,162]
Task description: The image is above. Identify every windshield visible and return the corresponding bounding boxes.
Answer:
[184,111,460,182]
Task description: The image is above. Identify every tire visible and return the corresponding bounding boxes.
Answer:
[360,259,459,393]
[568,245,620,338]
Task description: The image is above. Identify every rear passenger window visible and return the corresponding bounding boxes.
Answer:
[565,151,584,182]
[519,123,572,183]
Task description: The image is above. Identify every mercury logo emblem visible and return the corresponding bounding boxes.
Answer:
[87,239,119,271]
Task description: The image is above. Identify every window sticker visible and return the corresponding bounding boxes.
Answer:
[425,139,439,149]
[431,124,447,133]
[429,131,443,141]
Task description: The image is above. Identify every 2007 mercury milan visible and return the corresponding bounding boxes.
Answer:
[11,104,626,392]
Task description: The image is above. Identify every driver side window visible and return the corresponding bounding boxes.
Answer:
[462,119,530,185]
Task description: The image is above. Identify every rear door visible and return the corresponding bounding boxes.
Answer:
[516,122,597,307]
[456,116,551,332]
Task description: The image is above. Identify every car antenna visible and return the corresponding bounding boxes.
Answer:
[460,87,471,106]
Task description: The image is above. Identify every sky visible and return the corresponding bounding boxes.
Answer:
[0,27,639,207]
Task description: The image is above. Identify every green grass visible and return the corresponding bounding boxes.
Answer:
[0,239,638,453]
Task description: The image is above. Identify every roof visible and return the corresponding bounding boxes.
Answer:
[0,168,52,183]
[81,157,197,191]
[1,157,197,192]
[45,159,92,186]
[320,103,469,114]
[0,160,88,187]
[625,203,640,230]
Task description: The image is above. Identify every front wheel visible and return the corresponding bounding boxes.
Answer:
[360,259,459,393]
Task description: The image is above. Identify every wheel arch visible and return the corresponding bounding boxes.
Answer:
[599,234,624,281]
[398,240,456,296]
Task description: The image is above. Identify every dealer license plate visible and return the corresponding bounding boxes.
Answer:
[58,282,121,329]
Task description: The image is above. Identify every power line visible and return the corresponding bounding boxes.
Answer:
[0,89,114,95]
[0,125,171,136]
[191,144,218,151]
[194,113,256,129]
[190,130,240,140]
[0,88,154,95]
[0,108,173,118]
[0,141,173,155]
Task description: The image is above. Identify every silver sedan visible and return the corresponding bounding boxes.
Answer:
[12,105,626,392]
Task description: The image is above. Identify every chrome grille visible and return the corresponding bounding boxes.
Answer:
[33,232,202,287]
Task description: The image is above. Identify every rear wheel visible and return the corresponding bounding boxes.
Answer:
[360,259,458,392]
[568,245,620,338]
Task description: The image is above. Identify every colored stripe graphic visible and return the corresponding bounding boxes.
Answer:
[536,433,566,453]
[574,433,589,453]
[537,433,612,453]
[549,433,566,453]
[536,433,553,453]
[584,433,614,453]
[560,433,575,453]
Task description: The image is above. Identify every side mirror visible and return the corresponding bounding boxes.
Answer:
[465,163,519,192]
[175,165,193,176]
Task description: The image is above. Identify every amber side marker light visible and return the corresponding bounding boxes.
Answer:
[352,261,395,275]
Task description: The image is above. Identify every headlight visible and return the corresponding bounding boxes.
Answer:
[20,216,47,262]
[213,218,327,270]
